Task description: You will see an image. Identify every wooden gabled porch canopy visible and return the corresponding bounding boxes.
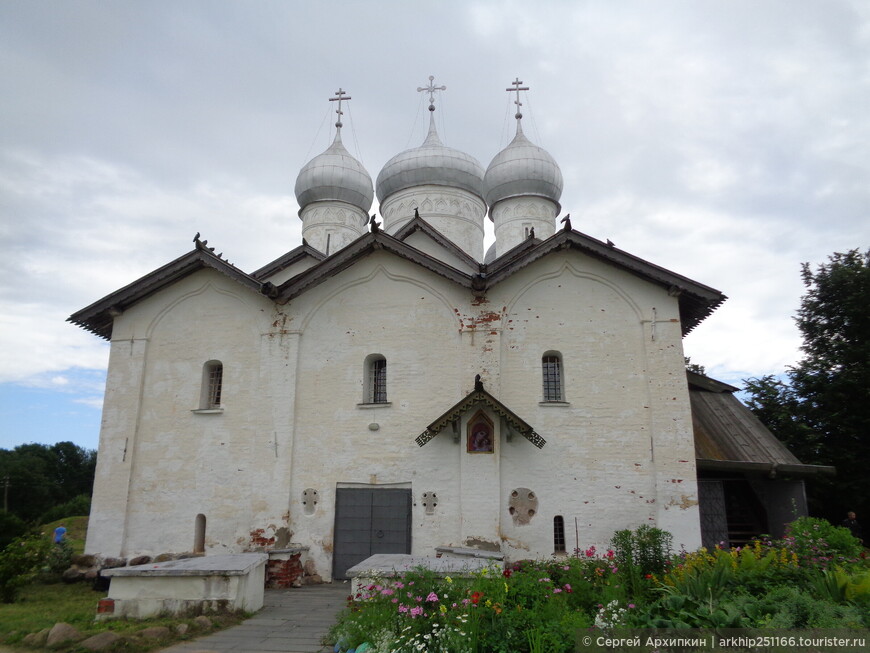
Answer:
[415,376,546,449]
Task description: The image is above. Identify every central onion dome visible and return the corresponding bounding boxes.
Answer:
[483,120,563,211]
[376,114,485,203]
[294,130,374,215]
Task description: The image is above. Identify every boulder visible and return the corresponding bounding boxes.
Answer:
[102,557,127,569]
[80,631,122,651]
[129,555,152,566]
[138,626,171,640]
[71,554,98,567]
[175,623,189,635]
[22,628,49,647]
[62,567,84,583]
[153,553,175,562]
[193,615,213,630]
[46,622,83,647]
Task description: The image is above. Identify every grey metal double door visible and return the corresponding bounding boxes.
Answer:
[333,487,412,579]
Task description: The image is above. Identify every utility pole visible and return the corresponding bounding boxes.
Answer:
[2,475,8,513]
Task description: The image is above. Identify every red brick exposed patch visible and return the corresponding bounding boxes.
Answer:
[249,528,275,548]
[266,554,303,589]
[97,599,115,614]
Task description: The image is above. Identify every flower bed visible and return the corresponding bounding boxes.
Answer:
[328,521,869,653]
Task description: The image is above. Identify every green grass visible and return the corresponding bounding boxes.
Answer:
[0,582,247,651]
[0,582,102,638]
[40,516,89,554]
[0,515,247,651]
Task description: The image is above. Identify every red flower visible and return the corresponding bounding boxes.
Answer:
[471,591,483,605]
[503,569,513,578]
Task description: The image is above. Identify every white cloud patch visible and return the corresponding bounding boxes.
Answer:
[0,0,867,447]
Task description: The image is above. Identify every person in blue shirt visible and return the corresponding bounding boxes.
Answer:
[53,524,67,544]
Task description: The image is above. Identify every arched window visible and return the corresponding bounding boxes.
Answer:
[364,354,387,404]
[553,515,566,553]
[201,360,223,409]
[194,514,206,553]
[542,352,563,402]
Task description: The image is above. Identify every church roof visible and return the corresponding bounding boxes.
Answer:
[375,112,485,204]
[688,371,835,477]
[250,224,725,335]
[67,239,265,339]
[486,227,726,334]
[69,222,727,341]
[252,242,326,280]
[391,213,480,271]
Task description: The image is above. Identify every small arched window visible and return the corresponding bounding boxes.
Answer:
[364,354,387,404]
[554,515,566,553]
[201,360,223,409]
[542,352,563,402]
[193,514,207,554]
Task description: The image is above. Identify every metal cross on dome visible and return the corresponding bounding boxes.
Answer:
[507,77,529,120]
[417,75,446,111]
[329,88,351,129]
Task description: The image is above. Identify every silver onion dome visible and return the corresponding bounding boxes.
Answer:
[376,115,485,203]
[483,121,563,208]
[295,130,374,214]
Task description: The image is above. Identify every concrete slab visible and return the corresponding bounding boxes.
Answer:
[346,553,502,595]
[101,554,267,620]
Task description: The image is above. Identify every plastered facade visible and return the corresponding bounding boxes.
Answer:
[85,234,704,578]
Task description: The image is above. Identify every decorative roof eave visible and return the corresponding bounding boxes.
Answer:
[484,228,726,335]
[68,245,265,340]
[274,230,474,303]
[251,243,326,280]
[415,377,546,449]
[686,370,740,393]
[696,459,836,477]
[392,214,480,270]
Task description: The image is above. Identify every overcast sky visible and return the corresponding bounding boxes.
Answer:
[1,0,867,451]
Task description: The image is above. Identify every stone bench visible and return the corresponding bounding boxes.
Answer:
[98,553,267,619]
[346,553,503,596]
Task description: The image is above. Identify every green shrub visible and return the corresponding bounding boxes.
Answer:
[0,512,27,550]
[781,516,863,568]
[42,539,75,580]
[39,494,91,525]
[0,533,52,603]
[759,585,867,628]
[608,525,672,599]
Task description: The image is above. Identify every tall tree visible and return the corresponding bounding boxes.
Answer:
[745,249,870,522]
[0,442,96,522]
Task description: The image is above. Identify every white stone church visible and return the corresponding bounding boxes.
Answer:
[71,80,825,581]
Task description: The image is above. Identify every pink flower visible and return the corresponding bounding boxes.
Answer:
[398,605,408,613]
[553,588,563,593]
[381,588,394,596]
[410,606,424,617]
[391,598,398,603]
[395,582,405,589]
[628,603,636,608]
[426,592,439,602]
[564,584,572,592]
